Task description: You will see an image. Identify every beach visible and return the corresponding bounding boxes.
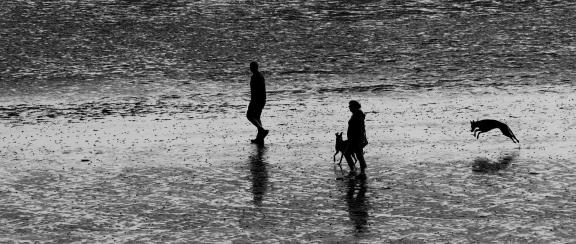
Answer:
[1,86,576,242]
[1,0,576,242]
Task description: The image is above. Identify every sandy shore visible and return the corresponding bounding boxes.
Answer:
[0,90,575,242]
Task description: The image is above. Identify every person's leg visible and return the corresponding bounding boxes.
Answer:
[355,149,366,174]
[247,103,269,143]
[253,103,268,139]
[344,151,356,172]
[255,117,264,133]
[247,115,263,131]
[247,103,264,133]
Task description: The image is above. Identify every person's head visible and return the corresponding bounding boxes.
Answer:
[250,61,259,73]
[349,100,361,112]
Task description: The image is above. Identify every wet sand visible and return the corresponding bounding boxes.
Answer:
[0,90,575,243]
[2,0,576,242]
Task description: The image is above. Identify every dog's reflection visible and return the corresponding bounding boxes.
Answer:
[344,176,369,234]
[249,144,268,207]
[472,151,519,173]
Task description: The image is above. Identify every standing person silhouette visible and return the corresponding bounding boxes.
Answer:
[247,61,269,144]
[344,100,368,176]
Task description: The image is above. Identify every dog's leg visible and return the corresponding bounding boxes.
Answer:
[502,129,514,143]
[476,131,483,139]
[508,128,520,143]
[343,150,354,163]
[502,134,514,142]
[506,132,518,143]
[472,128,479,137]
[338,153,345,172]
[500,127,519,143]
[333,151,339,162]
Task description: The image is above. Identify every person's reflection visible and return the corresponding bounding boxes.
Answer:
[346,177,369,234]
[249,144,268,207]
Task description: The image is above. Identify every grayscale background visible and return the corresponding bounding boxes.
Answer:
[0,0,575,242]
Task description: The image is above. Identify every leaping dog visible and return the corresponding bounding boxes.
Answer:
[471,119,519,143]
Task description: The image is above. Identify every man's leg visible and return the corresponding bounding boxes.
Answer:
[253,103,268,140]
[247,114,263,132]
[355,150,366,174]
[247,103,268,142]
[257,118,269,139]
[247,103,263,133]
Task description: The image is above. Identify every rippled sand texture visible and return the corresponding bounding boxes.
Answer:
[1,0,576,242]
[0,89,575,243]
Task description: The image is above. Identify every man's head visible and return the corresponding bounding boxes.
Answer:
[250,61,259,73]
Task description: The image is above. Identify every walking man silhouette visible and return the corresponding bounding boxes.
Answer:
[247,61,269,144]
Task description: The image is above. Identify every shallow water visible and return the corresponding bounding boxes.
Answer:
[1,0,575,103]
[1,0,576,242]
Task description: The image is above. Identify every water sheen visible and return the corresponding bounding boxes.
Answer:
[1,0,576,243]
[1,0,575,103]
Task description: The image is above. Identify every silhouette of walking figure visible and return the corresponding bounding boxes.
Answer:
[246,62,269,144]
[344,100,368,176]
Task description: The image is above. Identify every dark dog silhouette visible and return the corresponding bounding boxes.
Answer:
[334,132,357,171]
[471,119,519,143]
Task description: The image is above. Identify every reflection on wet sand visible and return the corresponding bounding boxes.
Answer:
[472,150,520,173]
[249,144,268,207]
[344,176,369,235]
